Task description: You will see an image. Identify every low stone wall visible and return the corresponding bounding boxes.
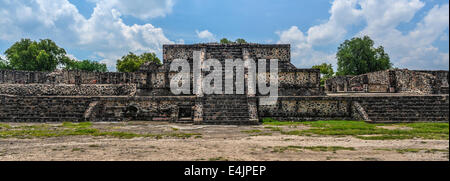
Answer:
[258,96,355,121]
[1,94,448,123]
[0,95,195,122]
[327,69,449,94]
[0,84,136,96]
[0,70,147,85]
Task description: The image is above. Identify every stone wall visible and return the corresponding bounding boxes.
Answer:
[258,96,354,121]
[325,75,354,92]
[326,69,449,94]
[0,94,195,122]
[162,43,322,96]
[0,70,147,85]
[0,84,136,96]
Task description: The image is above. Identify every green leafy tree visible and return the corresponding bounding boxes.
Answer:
[116,52,161,72]
[220,38,248,44]
[235,38,247,44]
[4,38,68,71]
[336,36,392,75]
[0,57,10,70]
[312,63,334,85]
[220,38,234,44]
[64,59,108,72]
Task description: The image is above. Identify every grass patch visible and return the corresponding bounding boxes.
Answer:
[209,157,228,161]
[264,126,283,132]
[241,129,262,133]
[0,123,12,129]
[262,118,449,140]
[0,122,201,139]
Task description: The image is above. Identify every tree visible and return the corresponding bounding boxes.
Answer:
[336,36,392,75]
[0,57,10,70]
[220,38,234,44]
[64,59,108,72]
[235,38,247,44]
[116,52,161,72]
[312,63,334,85]
[4,38,68,71]
[220,38,248,44]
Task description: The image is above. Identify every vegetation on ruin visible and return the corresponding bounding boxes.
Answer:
[312,63,334,85]
[220,38,248,44]
[2,38,108,72]
[116,52,161,72]
[261,118,449,140]
[63,59,108,72]
[336,35,392,75]
[0,122,200,139]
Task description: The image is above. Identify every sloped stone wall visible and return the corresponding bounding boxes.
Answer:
[0,84,136,96]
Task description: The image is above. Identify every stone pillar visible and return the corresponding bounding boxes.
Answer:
[193,48,205,124]
[243,48,256,97]
[247,97,259,124]
[243,48,259,124]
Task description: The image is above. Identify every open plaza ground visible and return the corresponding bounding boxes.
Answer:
[1,120,448,161]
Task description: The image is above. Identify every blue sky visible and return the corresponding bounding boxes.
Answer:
[0,0,448,71]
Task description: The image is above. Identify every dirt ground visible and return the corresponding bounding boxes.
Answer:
[0,121,448,161]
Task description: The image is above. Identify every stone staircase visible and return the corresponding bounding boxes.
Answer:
[359,95,449,123]
[202,95,255,125]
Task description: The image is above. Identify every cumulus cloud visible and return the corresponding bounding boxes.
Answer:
[196,30,216,42]
[0,0,175,71]
[359,1,449,70]
[277,0,449,70]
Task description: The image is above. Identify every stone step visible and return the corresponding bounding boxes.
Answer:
[367,113,449,117]
[366,109,449,114]
[362,105,449,109]
[202,120,258,125]
[370,117,448,122]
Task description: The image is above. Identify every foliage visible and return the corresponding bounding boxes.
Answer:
[4,38,68,71]
[64,59,108,72]
[0,57,10,70]
[220,38,248,44]
[312,63,334,85]
[336,36,392,75]
[235,38,247,44]
[220,38,234,44]
[116,52,161,72]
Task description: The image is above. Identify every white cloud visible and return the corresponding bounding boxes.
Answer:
[277,0,449,70]
[196,30,216,42]
[307,0,362,45]
[0,0,175,71]
[359,2,449,70]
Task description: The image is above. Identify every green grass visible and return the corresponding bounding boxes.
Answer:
[208,157,228,161]
[0,122,201,139]
[241,129,262,133]
[261,118,449,140]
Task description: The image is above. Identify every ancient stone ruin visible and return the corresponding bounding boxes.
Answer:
[0,43,448,124]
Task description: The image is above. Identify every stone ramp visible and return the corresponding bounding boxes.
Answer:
[202,95,256,125]
[359,95,449,123]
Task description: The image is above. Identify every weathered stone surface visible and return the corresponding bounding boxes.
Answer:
[0,44,448,124]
